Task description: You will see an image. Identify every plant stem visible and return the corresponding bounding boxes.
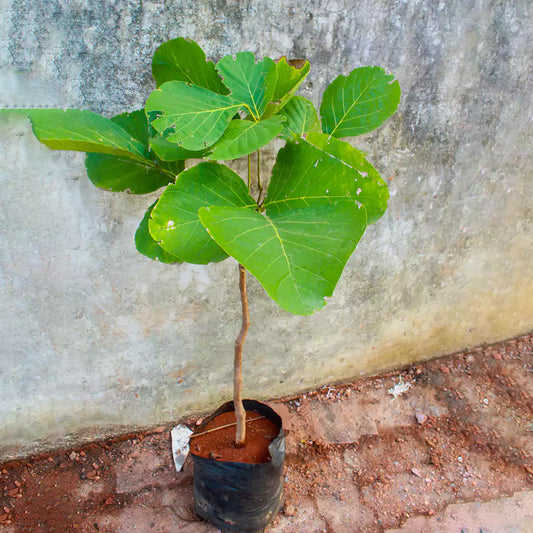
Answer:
[247,154,251,190]
[256,149,263,207]
[234,263,250,446]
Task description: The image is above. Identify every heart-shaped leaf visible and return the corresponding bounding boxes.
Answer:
[216,52,277,120]
[278,96,320,139]
[320,66,401,138]
[146,81,242,151]
[1,109,147,160]
[149,162,255,264]
[206,117,285,161]
[135,202,182,263]
[85,110,182,194]
[199,140,371,314]
[152,37,229,94]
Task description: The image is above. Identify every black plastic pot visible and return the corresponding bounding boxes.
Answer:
[191,400,285,533]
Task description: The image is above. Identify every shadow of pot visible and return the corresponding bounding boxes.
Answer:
[190,399,285,532]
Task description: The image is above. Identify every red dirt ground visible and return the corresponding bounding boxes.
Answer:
[1,334,532,532]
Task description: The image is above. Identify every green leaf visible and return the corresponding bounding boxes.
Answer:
[199,203,366,315]
[306,132,389,224]
[152,37,229,94]
[206,117,285,161]
[320,66,401,138]
[85,110,182,194]
[149,162,255,264]
[146,81,242,151]
[110,109,150,147]
[278,96,320,139]
[149,133,208,161]
[263,58,310,118]
[216,52,277,119]
[85,153,182,194]
[135,202,182,263]
[0,109,147,160]
[199,140,371,315]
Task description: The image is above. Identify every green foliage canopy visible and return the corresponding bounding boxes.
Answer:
[2,37,400,315]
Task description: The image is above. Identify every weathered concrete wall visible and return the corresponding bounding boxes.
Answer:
[0,0,531,461]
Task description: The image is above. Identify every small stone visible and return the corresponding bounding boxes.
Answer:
[69,452,77,460]
[104,496,114,505]
[153,426,166,433]
[415,411,428,425]
[0,514,8,522]
[87,470,98,479]
[493,353,502,360]
[7,489,19,497]
[47,457,55,462]
[458,456,463,463]
[411,467,422,477]
[14,480,21,487]
[195,419,203,426]
[284,502,296,516]
[440,366,450,373]
[80,451,86,457]
[3,507,10,514]
[428,509,434,516]
[483,398,489,405]
[92,463,99,470]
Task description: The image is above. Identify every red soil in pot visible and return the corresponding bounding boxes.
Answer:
[190,410,280,464]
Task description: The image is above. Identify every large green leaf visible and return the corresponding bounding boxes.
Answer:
[146,81,242,151]
[206,117,285,161]
[216,52,277,120]
[149,162,255,264]
[199,203,365,315]
[152,37,229,94]
[263,58,311,118]
[85,153,181,194]
[278,96,320,139]
[320,66,401,138]
[199,140,371,315]
[85,110,181,194]
[1,109,147,160]
[135,202,182,263]
[306,132,389,224]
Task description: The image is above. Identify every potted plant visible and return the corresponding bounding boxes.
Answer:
[2,37,400,532]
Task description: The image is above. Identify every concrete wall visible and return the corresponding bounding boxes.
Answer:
[1,0,531,461]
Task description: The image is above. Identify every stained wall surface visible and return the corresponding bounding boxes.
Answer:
[0,0,531,461]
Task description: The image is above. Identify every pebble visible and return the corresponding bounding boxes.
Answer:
[440,366,450,373]
[415,411,428,425]
[284,502,296,516]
